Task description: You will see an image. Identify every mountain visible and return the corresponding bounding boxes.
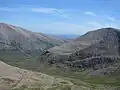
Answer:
[0,23,68,53]
[0,23,69,74]
[48,27,120,55]
[40,28,120,76]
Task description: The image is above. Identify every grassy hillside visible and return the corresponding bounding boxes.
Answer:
[0,52,41,71]
[0,52,120,90]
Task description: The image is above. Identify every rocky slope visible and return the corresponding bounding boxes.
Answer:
[40,28,120,76]
[0,23,68,53]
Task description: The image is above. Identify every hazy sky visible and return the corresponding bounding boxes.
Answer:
[0,0,120,34]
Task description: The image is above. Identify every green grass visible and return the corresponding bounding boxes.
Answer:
[12,85,72,90]
[39,67,120,88]
[0,52,41,71]
[1,52,120,89]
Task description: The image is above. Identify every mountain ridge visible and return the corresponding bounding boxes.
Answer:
[0,23,68,53]
[40,27,120,76]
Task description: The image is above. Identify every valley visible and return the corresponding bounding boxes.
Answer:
[0,24,120,89]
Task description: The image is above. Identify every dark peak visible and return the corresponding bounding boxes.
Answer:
[95,27,119,31]
[84,27,120,35]
[76,27,120,42]
[102,27,115,30]
[106,27,114,30]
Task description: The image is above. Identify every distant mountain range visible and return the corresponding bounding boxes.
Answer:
[49,34,80,39]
